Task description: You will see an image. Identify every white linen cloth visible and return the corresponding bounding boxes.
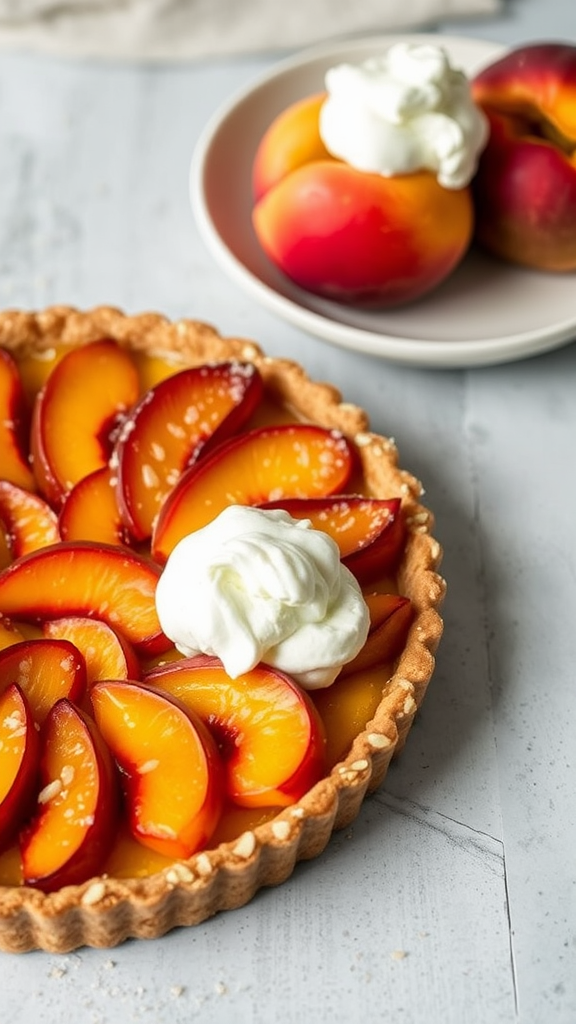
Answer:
[0,0,501,60]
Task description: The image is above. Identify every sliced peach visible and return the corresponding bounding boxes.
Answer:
[312,594,413,766]
[0,616,25,651]
[0,684,40,849]
[0,523,10,570]
[312,664,388,768]
[102,822,175,878]
[130,349,189,393]
[43,616,140,688]
[260,496,405,581]
[340,593,413,677]
[13,345,66,405]
[30,339,140,507]
[0,347,35,492]
[0,541,169,655]
[152,425,356,562]
[20,698,119,892]
[0,480,60,558]
[114,361,264,541]
[146,656,326,808]
[91,680,223,859]
[59,466,129,547]
[0,638,86,724]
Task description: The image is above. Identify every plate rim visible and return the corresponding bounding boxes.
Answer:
[190,33,576,369]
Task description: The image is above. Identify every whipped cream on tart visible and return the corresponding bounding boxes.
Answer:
[0,305,445,953]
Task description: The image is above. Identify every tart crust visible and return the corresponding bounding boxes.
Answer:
[0,306,445,953]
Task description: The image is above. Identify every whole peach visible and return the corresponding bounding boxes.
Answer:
[251,94,475,308]
[472,43,576,271]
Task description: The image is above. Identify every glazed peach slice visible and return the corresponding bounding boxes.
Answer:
[313,594,414,767]
[59,466,128,547]
[0,684,40,849]
[0,541,169,655]
[0,480,60,558]
[91,680,223,859]
[152,425,356,562]
[0,347,35,492]
[114,361,264,541]
[20,698,119,892]
[130,348,189,393]
[145,657,326,808]
[12,344,69,406]
[0,616,25,651]
[340,593,413,677]
[261,496,405,581]
[30,339,140,507]
[0,523,10,571]
[43,617,140,688]
[0,638,86,724]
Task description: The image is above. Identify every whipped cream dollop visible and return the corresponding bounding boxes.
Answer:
[319,42,489,189]
[155,505,370,689]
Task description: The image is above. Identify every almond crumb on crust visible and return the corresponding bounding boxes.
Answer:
[271,820,291,842]
[194,853,213,877]
[232,831,256,860]
[81,882,107,906]
[401,696,418,717]
[396,678,415,693]
[367,733,393,750]
[165,864,194,885]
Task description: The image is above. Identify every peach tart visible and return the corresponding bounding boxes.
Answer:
[0,306,445,952]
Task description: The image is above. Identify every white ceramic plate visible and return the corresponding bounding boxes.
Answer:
[190,34,576,369]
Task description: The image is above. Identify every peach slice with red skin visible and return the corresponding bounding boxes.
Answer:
[0,523,11,570]
[59,466,129,547]
[0,541,170,655]
[20,698,119,892]
[30,339,140,507]
[340,593,413,677]
[145,656,326,808]
[152,424,356,562]
[0,638,86,724]
[91,680,223,859]
[313,593,414,766]
[0,616,25,651]
[0,480,60,558]
[114,361,264,542]
[260,496,405,582]
[43,616,140,688]
[472,43,576,270]
[0,684,40,849]
[0,348,35,492]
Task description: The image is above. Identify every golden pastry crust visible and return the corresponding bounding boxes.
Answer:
[0,306,445,953]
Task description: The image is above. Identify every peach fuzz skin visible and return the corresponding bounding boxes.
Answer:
[251,93,474,308]
[472,43,576,271]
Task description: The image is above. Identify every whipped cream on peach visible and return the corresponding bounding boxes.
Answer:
[319,42,488,189]
[155,505,370,689]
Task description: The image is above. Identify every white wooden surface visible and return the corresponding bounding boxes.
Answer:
[1,1,575,1020]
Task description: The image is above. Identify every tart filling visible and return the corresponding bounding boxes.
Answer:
[0,305,445,953]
